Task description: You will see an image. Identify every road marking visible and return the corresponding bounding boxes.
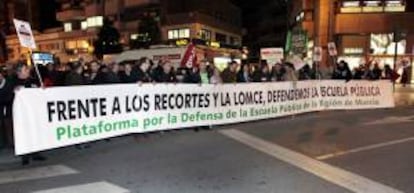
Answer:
[0,165,78,185]
[316,136,414,160]
[219,129,403,193]
[32,181,130,193]
[364,115,414,125]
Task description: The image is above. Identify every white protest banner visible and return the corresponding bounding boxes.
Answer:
[13,19,36,49]
[313,47,322,62]
[328,42,337,56]
[260,48,284,64]
[13,81,394,155]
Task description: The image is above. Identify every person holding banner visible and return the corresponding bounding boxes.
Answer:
[158,62,177,83]
[332,61,352,81]
[299,64,314,80]
[221,61,238,83]
[252,64,272,82]
[283,63,298,81]
[150,60,164,82]
[271,63,285,82]
[184,66,201,84]
[119,63,138,83]
[352,65,366,80]
[383,65,400,82]
[135,58,152,83]
[12,63,47,165]
[105,62,121,84]
[237,64,252,83]
[210,67,223,84]
[65,62,86,86]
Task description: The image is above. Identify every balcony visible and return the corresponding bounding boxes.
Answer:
[163,12,242,35]
[57,8,85,22]
[84,4,103,17]
[124,0,160,8]
[335,12,414,34]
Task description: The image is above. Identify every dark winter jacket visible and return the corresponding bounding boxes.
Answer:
[65,72,85,86]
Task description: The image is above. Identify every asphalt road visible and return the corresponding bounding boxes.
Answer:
[0,91,413,193]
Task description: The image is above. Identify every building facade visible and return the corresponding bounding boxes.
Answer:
[233,0,288,58]
[6,0,242,63]
[291,0,414,81]
[1,0,43,62]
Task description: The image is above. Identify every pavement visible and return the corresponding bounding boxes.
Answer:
[0,86,412,193]
[394,84,414,106]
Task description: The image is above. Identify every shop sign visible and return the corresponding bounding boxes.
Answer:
[176,39,189,46]
[207,41,221,48]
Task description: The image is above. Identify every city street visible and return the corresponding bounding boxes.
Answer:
[0,89,412,193]
[1,0,414,192]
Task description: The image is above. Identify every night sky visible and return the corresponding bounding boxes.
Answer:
[39,0,288,52]
[38,0,61,30]
[232,0,288,56]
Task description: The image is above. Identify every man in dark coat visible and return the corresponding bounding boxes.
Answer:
[11,63,47,165]
[332,61,352,81]
[0,66,14,147]
[88,61,107,85]
[105,63,121,84]
[221,61,238,83]
[65,62,85,86]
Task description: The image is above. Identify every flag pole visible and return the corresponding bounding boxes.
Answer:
[28,49,44,87]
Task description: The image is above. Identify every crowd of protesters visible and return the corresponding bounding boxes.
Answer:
[332,60,409,84]
[0,57,409,165]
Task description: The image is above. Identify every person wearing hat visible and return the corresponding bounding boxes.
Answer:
[12,63,47,165]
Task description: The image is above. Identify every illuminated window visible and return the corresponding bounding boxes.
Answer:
[130,34,138,40]
[343,48,364,55]
[168,30,177,39]
[341,0,406,13]
[87,16,104,28]
[341,1,362,13]
[81,21,88,30]
[64,23,72,32]
[342,1,360,7]
[65,40,90,51]
[364,0,381,7]
[77,40,89,49]
[385,0,405,12]
[179,29,190,38]
[200,29,211,40]
[363,0,384,12]
[167,28,190,39]
[65,41,77,49]
[370,33,406,55]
